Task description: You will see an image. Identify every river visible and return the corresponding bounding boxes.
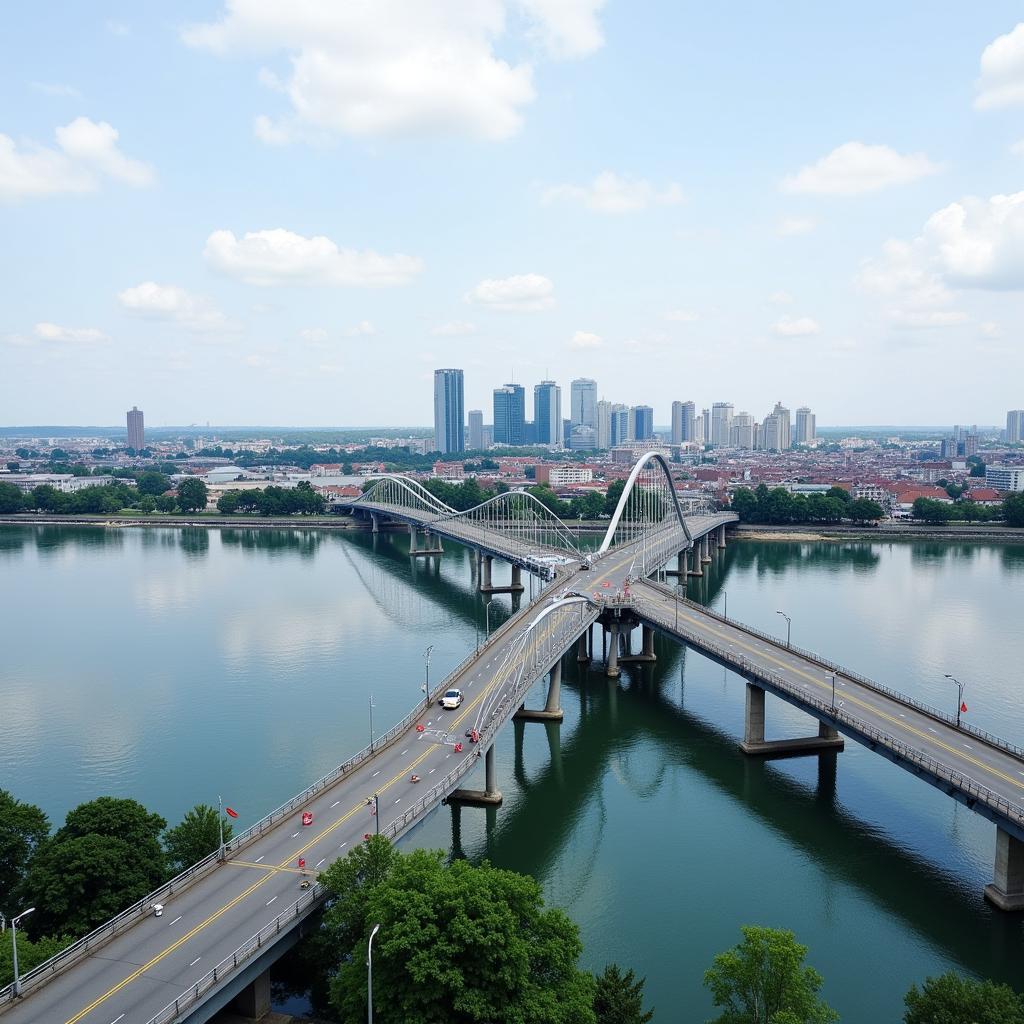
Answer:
[1,525,1023,1019]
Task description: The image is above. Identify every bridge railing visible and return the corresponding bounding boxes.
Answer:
[626,592,1024,826]
[640,579,1024,760]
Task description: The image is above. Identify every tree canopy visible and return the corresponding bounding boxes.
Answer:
[0,789,50,918]
[163,803,232,873]
[593,964,654,1024]
[903,971,1024,1024]
[176,477,208,513]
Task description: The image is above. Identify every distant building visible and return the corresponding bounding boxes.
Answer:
[710,403,733,447]
[986,465,1024,492]
[632,405,654,441]
[433,369,465,454]
[680,400,696,442]
[570,378,597,432]
[671,401,685,444]
[534,465,594,486]
[700,408,710,445]
[568,425,597,450]
[533,381,562,447]
[730,412,755,449]
[8,474,120,494]
[467,409,484,450]
[940,438,958,459]
[493,384,526,446]
[610,405,630,448]
[596,400,613,449]
[771,402,792,450]
[1007,410,1024,444]
[127,406,145,450]
[794,406,816,444]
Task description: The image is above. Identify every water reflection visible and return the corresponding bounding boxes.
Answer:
[220,527,326,559]
[725,541,881,575]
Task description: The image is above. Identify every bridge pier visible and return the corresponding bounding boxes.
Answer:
[688,543,703,577]
[620,624,657,664]
[717,523,727,549]
[577,632,590,663]
[370,511,381,534]
[229,969,272,1020]
[409,523,443,556]
[701,534,712,564]
[448,744,503,807]
[985,827,1024,911]
[740,683,845,759]
[606,622,621,678]
[479,555,525,594]
[515,661,564,722]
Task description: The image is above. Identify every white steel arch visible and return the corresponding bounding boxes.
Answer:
[350,475,456,517]
[597,451,692,554]
[438,491,581,555]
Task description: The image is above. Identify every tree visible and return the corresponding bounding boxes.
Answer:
[164,804,231,873]
[846,498,884,524]
[913,497,952,525]
[21,797,167,939]
[605,479,626,516]
[155,494,177,512]
[321,838,596,1024]
[136,471,171,496]
[825,486,851,505]
[217,491,241,515]
[136,495,157,513]
[6,461,19,472]
[703,926,838,1024]
[0,932,73,989]
[593,964,654,1024]
[904,971,1024,1024]
[0,790,50,917]
[729,488,759,522]
[176,477,208,513]
[1005,492,1024,529]
[0,481,24,513]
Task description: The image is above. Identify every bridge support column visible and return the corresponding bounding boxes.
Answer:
[370,512,381,534]
[577,633,590,662]
[620,624,657,664]
[717,524,727,549]
[479,556,525,594]
[511,565,522,589]
[985,827,1024,911]
[410,526,443,556]
[514,661,564,722]
[688,543,703,577]
[606,622,620,678]
[740,683,845,758]
[448,745,503,807]
[230,968,272,1020]
[481,555,492,590]
[408,522,417,552]
[701,534,711,564]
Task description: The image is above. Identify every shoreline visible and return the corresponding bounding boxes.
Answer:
[733,523,1024,544]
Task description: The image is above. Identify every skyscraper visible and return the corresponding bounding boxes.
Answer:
[711,403,734,447]
[127,406,145,450]
[610,404,630,447]
[596,400,613,450]
[671,401,684,443]
[468,409,484,450]
[632,405,654,441]
[679,400,696,442]
[493,384,526,446]
[570,378,597,432]
[771,401,792,450]
[433,369,465,453]
[533,381,562,447]
[1007,410,1024,443]
[701,409,710,445]
[795,406,816,445]
[730,412,754,449]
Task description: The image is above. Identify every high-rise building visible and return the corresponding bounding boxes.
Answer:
[127,406,145,450]
[570,378,598,432]
[569,425,597,449]
[940,437,958,459]
[632,405,654,441]
[711,402,734,447]
[701,409,710,444]
[596,400,613,450]
[610,404,630,447]
[1007,410,1024,443]
[730,412,754,449]
[671,401,684,444]
[680,400,696,442]
[493,384,526,446]
[433,369,465,453]
[533,381,562,447]
[794,406,816,445]
[771,402,792,450]
[986,465,1024,492]
[468,409,484,450]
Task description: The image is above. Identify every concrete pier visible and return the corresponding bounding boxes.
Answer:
[620,624,657,663]
[701,534,712,564]
[740,683,845,759]
[448,745,503,807]
[514,661,564,722]
[985,827,1024,911]
[409,523,443,556]
[229,970,271,1020]
[479,555,525,593]
[606,622,620,678]
[577,633,590,662]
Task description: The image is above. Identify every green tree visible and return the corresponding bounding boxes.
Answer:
[0,932,73,989]
[845,498,884,524]
[136,471,171,496]
[0,790,50,917]
[176,477,208,513]
[0,481,24,513]
[604,479,625,516]
[912,497,952,525]
[703,926,838,1024]
[321,838,596,1024]
[21,797,168,939]
[729,488,759,522]
[904,971,1024,1024]
[217,491,241,515]
[155,494,177,512]
[164,804,231,873]
[1005,492,1024,528]
[593,964,654,1024]
[6,461,19,472]
[136,495,157,513]
[825,486,851,505]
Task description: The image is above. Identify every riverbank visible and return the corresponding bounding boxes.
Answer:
[734,522,1024,543]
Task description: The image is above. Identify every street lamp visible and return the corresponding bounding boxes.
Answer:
[945,673,966,727]
[218,794,225,861]
[11,907,36,997]
[722,590,728,620]
[373,794,380,835]
[776,610,791,648]
[674,582,683,632]
[830,673,836,710]
[367,922,381,1024]
[485,598,496,640]
[368,694,376,750]
[422,645,434,707]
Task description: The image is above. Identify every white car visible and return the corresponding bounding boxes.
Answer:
[439,689,464,709]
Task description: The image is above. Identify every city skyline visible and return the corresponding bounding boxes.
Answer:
[3,5,1024,425]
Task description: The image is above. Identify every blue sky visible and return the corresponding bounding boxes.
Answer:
[2,2,1023,427]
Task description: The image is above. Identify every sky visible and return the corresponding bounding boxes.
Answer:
[2,1,1024,428]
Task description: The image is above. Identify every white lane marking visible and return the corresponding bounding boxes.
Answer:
[111,1014,125,1024]
[254,855,265,863]
[266,896,278,906]
[331,800,340,808]
[395,798,401,804]
[928,727,938,734]
[189,957,202,966]
[316,858,326,867]
[400,749,408,755]
[291,832,300,838]
[372,771,381,777]
[899,713,906,718]
[446,753,451,758]
[168,915,182,926]
[963,744,973,750]
[339,841,348,848]
[428,768,436,774]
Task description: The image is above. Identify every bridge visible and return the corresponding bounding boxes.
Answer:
[3,453,1023,1024]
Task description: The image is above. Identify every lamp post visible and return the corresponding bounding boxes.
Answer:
[945,673,965,727]
[218,794,225,861]
[368,695,375,751]
[722,590,728,621]
[831,673,836,711]
[485,598,496,640]
[367,922,381,1024]
[776,610,791,649]
[422,645,434,707]
[373,794,380,835]
[11,907,36,997]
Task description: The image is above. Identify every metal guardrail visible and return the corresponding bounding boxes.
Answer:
[639,578,1024,761]
[627,593,1024,827]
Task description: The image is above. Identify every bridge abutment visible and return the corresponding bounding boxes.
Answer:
[985,827,1024,911]
[740,683,845,759]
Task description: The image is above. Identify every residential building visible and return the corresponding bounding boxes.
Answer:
[596,400,613,449]
[730,412,755,449]
[1008,410,1024,443]
[671,401,684,444]
[701,408,710,445]
[632,405,654,441]
[568,425,597,449]
[533,381,562,447]
[680,400,696,442]
[940,438,958,459]
[570,378,598,432]
[710,402,733,447]
[493,384,526,446]
[433,369,465,454]
[794,406,816,444]
[610,405,630,448]
[986,465,1024,492]
[127,406,145,450]
[534,465,594,486]
[771,402,792,449]
[8,474,120,494]
[467,409,484,450]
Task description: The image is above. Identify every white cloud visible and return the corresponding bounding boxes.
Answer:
[465,273,554,311]
[30,82,83,99]
[888,310,969,330]
[182,1,605,143]
[980,320,1001,337]
[299,327,328,342]
[664,309,699,322]
[1011,140,1024,157]
[975,23,1024,110]
[243,353,272,368]
[430,320,477,336]
[117,281,239,334]
[543,171,683,213]
[106,20,130,36]
[781,142,939,196]
[768,290,794,305]
[33,322,107,343]
[569,330,602,348]
[204,228,423,287]
[0,117,153,201]
[777,217,817,236]
[345,320,377,336]
[772,315,820,337]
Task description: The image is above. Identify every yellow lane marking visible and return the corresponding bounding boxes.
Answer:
[227,860,305,875]
[659,594,1024,793]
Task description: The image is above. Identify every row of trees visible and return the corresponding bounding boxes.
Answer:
[0,790,231,985]
[0,474,211,516]
[914,492,1024,527]
[728,484,886,525]
[216,481,327,516]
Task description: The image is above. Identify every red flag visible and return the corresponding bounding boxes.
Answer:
[225,807,239,818]
[961,702,968,713]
